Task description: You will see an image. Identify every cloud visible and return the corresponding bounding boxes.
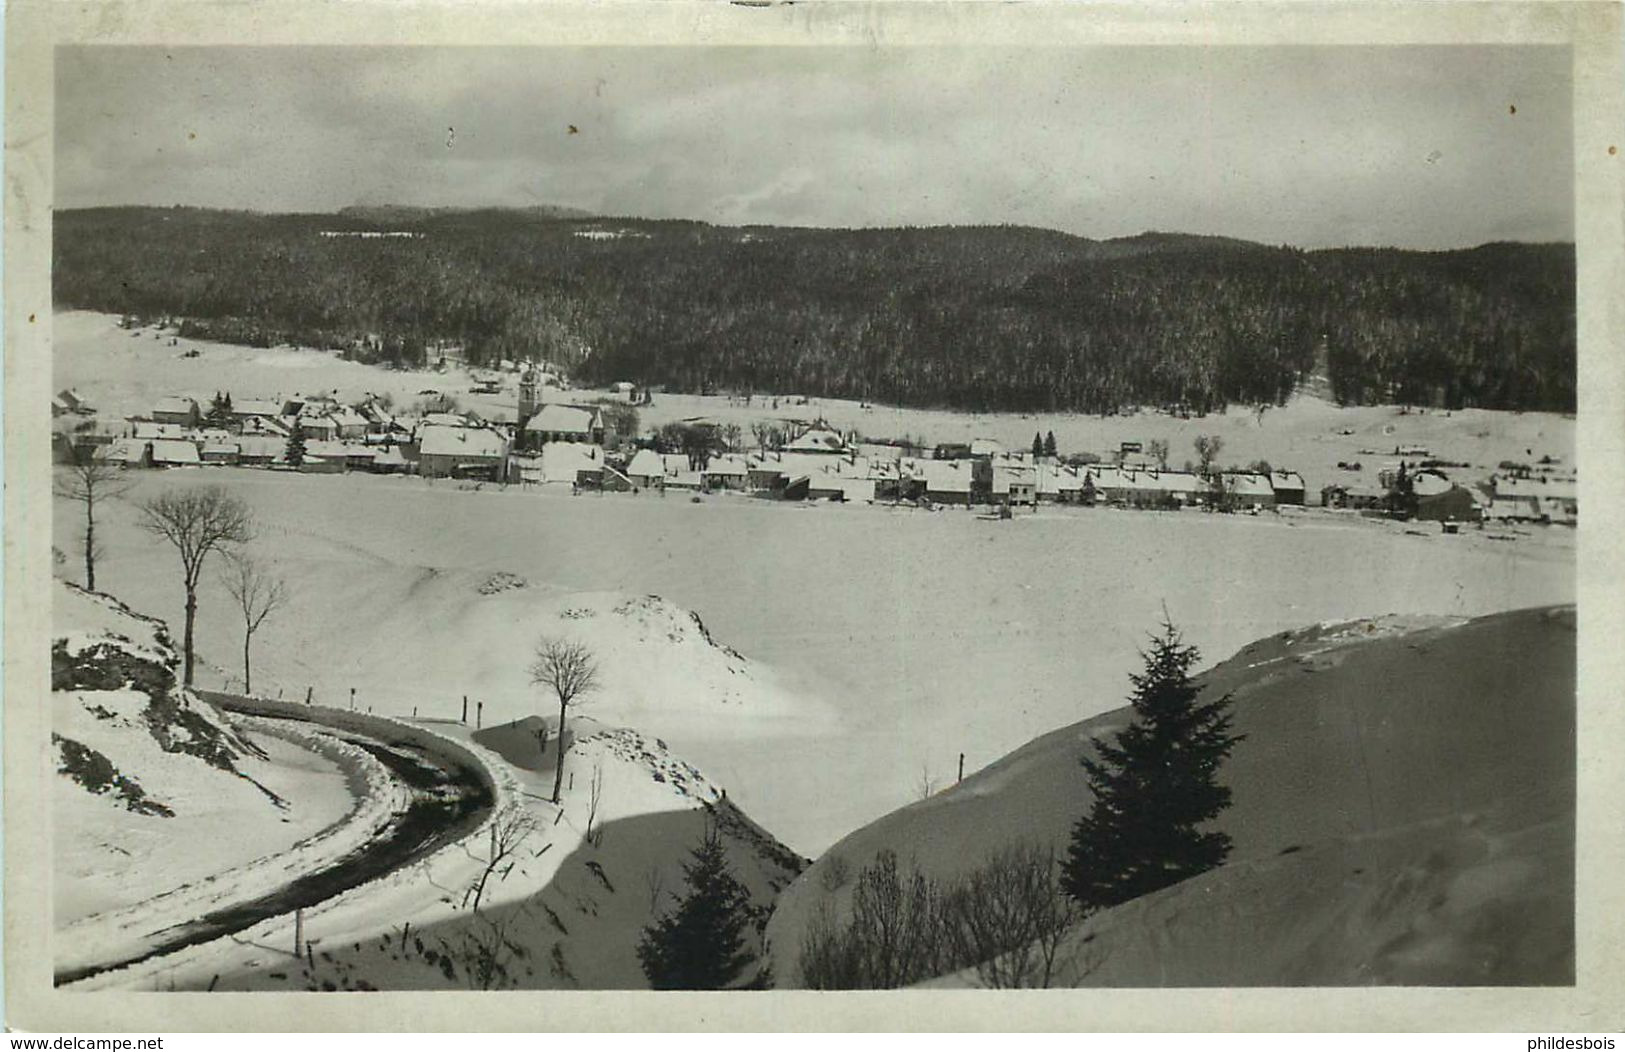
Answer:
[55,44,1572,248]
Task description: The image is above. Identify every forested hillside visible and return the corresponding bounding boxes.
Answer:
[53,207,1575,414]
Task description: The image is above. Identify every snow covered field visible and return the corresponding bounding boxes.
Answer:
[55,467,1574,855]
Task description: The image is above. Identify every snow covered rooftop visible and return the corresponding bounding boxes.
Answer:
[419,424,506,459]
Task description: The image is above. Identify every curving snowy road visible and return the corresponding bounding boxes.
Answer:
[55,697,494,987]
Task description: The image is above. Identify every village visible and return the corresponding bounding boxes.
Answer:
[50,353,1579,529]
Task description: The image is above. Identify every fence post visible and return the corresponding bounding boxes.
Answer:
[958,753,965,784]
[294,908,304,956]
[477,700,483,729]
[462,695,468,724]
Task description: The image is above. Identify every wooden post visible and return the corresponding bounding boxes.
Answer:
[294,908,304,956]
[305,686,312,706]
[462,695,469,724]
[958,753,965,784]
[350,687,356,711]
[477,700,483,729]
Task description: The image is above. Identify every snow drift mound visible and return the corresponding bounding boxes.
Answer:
[197,561,824,738]
[167,718,807,991]
[767,606,1575,987]
[51,582,367,929]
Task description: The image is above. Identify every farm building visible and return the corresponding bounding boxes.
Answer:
[1321,483,1386,511]
[368,446,411,474]
[418,425,509,480]
[56,388,93,415]
[95,439,151,468]
[785,427,848,455]
[151,396,201,428]
[540,442,604,486]
[293,415,339,441]
[1221,472,1276,509]
[702,455,749,491]
[1269,470,1307,505]
[1412,473,1480,523]
[1036,464,1082,503]
[626,449,667,490]
[200,441,240,465]
[129,420,190,442]
[992,465,1038,506]
[525,404,604,445]
[329,407,369,440]
[919,460,973,506]
[149,439,202,468]
[233,435,284,467]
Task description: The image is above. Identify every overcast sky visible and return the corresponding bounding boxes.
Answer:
[56,45,1572,249]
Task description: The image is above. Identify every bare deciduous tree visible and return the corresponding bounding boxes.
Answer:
[939,842,1078,989]
[220,552,287,694]
[1193,434,1224,479]
[586,760,606,848]
[529,637,601,804]
[53,453,133,593]
[463,806,536,914]
[139,485,253,685]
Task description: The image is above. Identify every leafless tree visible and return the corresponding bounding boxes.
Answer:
[529,637,601,803]
[939,842,1078,989]
[1193,434,1224,479]
[139,485,253,685]
[463,806,536,914]
[53,453,133,593]
[915,763,939,801]
[220,552,287,694]
[1147,439,1170,471]
[585,760,606,848]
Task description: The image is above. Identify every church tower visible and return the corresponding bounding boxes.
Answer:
[518,364,540,424]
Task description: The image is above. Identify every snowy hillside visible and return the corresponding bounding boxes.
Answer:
[54,581,806,991]
[766,606,1576,987]
[52,582,398,976]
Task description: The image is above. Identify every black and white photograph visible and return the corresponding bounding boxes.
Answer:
[6,0,1624,1033]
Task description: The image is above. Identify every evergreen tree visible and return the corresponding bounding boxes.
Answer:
[1079,474,1096,507]
[207,391,233,429]
[1062,617,1244,914]
[283,421,307,466]
[636,826,761,989]
[1043,430,1058,458]
[1032,432,1044,458]
[1387,462,1418,520]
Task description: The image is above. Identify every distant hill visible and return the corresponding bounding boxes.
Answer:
[765,606,1576,987]
[336,203,597,225]
[53,206,1575,414]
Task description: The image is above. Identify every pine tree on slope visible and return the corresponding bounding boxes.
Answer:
[1044,430,1058,459]
[637,826,762,990]
[1032,431,1045,458]
[1062,617,1244,914]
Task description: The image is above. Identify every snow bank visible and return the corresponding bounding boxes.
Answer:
[767,606,1576,987]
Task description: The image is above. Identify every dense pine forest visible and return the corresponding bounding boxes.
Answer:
[53,207,1576,414]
